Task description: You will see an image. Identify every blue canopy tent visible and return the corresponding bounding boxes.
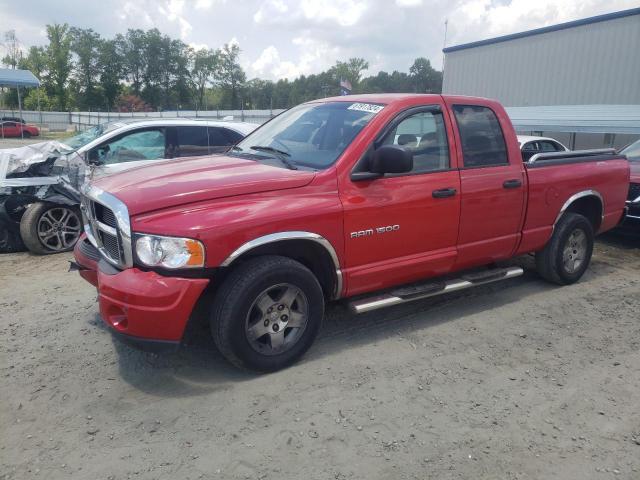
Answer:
[0,68,41,139]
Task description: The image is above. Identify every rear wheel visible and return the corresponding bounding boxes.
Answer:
[535,212,594,285]
[210,255,324,372]
[20,202,82,254]
[22,131,31,138]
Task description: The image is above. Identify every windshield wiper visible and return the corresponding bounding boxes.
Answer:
[249,145,298,170]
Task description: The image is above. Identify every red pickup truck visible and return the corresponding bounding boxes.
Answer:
[73,94,629,371]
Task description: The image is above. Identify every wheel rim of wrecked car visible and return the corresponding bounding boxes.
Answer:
[245,283,309,356]
[562,228,587,273]
[37,207,82,252]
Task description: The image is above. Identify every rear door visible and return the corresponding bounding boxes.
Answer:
[341,103,461,295]
[448,103,525,269]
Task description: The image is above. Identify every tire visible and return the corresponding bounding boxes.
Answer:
[535,212,594,285]
[19,202,82,255]
[210,255,324,372]
[0,224,26,253]
[22,131,31,138]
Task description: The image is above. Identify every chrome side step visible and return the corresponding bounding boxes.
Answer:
[348,266,524,314]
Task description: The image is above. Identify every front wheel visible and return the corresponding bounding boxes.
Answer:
[210,255,324,372]
[20,202,82,254]
[535,212,594,285]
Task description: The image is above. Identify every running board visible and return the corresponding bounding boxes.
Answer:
[348,266,524,314]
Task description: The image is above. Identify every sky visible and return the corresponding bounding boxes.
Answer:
[0,0,637,80]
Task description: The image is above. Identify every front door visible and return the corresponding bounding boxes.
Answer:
[448,103,526,269]
[340,104,461,296]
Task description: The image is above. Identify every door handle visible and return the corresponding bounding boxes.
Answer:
[432,188,457,198]
[503,179,522,189]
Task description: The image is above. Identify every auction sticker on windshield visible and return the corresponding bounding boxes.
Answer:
[347,103,384,114]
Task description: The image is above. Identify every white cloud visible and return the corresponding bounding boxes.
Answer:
[254,0,289,24]
[299,0,368,27]
[158,0,193,39]
[395,0,423,6]
[254,0,368,27]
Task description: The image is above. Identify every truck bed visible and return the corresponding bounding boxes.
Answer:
[517,149,629,255]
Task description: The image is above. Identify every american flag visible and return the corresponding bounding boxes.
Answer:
[340,78,352,95]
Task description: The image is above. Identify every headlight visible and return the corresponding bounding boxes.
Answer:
[135,234,205,269]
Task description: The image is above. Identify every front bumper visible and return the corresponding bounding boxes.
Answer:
[73,236,210,346]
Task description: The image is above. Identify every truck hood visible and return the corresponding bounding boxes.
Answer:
[93,155,316,215]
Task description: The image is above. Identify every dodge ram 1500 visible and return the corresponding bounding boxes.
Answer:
[73,94,629,371]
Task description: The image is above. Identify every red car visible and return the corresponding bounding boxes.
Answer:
[0,121,40,138]
[73,94,629,371]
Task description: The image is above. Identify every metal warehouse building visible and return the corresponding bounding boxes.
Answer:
[442,8,640,148]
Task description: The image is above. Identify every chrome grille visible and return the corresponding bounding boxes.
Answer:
[97,226,121,262]
[81,184,133,269]
[95,203,117,227]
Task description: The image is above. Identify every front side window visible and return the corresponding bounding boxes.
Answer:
[379,110,450,173]
[231,101,383,170]
[453,105,508,168]
[92,129,166,164]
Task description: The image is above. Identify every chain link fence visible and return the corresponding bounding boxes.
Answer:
[1,109,285,134]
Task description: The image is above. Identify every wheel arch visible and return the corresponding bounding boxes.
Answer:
[555,190,603,233]
[220,232,343,300]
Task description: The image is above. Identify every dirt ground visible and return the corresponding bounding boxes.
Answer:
[1,233,639,480]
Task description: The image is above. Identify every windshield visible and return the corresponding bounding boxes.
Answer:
[621,139,640,162]
[231,101,384,170]
[61,122,122,150]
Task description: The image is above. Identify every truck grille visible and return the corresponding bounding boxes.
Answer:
[81,185,132,269]
[628,183,640,203]
[94,202,117,227]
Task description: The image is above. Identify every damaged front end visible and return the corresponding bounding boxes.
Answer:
[0,141,88,253]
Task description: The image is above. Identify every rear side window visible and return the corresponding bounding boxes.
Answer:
[221,128,243,144]
[208,127,236,153]
[453,105,508,168]
[176,126,209,157]
[540,140,562,152]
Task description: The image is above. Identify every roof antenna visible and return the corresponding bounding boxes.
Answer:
[442,19,449,71]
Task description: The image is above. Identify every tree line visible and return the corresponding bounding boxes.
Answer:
[1,26,442,112]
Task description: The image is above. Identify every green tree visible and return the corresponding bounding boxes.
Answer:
[98,39,124,109]
[409,57,442,93]
[18,46,47,79]
[216,43,246,109]
[191,48,218,110]
[330,57,369,88]
[45,23,73,110]
[2,30,22,69]
[70,27,102,108]
[23,88,53,110]
[120,29,146,96]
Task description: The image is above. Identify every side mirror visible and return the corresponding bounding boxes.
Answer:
[371,145,413,174]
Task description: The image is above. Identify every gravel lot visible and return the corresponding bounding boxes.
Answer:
[1,233,639,480]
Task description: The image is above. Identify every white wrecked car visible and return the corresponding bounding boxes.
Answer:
[0,118,257,253]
